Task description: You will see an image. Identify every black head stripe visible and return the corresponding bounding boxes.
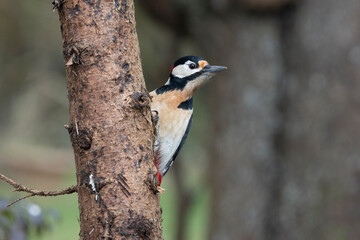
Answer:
[155,80,186,94]
[181,70,203,82]
[156,71,204,94]
[173,56,205,67]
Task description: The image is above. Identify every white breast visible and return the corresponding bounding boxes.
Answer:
[150,91,193,175]
[156,109,192,175]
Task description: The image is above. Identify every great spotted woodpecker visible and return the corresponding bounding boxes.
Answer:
[150,56,227,186]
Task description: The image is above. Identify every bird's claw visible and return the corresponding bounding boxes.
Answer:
[151,110,159,124]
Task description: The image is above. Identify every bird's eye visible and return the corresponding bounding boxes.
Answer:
[189,63,196,69]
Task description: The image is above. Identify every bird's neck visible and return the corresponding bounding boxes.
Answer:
[167,75,206,97]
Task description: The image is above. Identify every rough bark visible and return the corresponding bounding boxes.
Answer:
[57,1,162,239]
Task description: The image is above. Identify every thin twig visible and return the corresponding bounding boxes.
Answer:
[0,173,77,207]
[7,194,34,207]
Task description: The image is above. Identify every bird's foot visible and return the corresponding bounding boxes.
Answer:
[151,110,159,124]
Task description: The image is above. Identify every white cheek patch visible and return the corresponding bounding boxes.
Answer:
[171,60,202,78]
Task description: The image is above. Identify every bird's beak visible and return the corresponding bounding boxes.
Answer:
[203,65,227,73]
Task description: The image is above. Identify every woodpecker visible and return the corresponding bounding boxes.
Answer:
[150,56,227,186]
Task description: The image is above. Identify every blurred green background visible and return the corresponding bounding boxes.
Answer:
[1,0,360,239]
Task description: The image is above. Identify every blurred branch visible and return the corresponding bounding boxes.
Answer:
[0,173,77,207]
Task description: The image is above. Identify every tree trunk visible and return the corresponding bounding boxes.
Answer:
[57,1,162,239]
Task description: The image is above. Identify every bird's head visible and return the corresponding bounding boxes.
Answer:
[165,56,227,95]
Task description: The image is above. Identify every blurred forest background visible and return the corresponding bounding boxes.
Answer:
[1,0,360,239]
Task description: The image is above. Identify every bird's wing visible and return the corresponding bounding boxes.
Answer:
[162,114,193,177]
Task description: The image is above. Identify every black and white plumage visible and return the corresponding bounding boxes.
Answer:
[150,56,227,185]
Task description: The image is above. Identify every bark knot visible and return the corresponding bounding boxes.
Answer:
[118,211,154,239]
[128,215,153,239]
[52,0,63,11]
[65,46,83,66]
[130,91,150,110]
[67,125,93,150]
